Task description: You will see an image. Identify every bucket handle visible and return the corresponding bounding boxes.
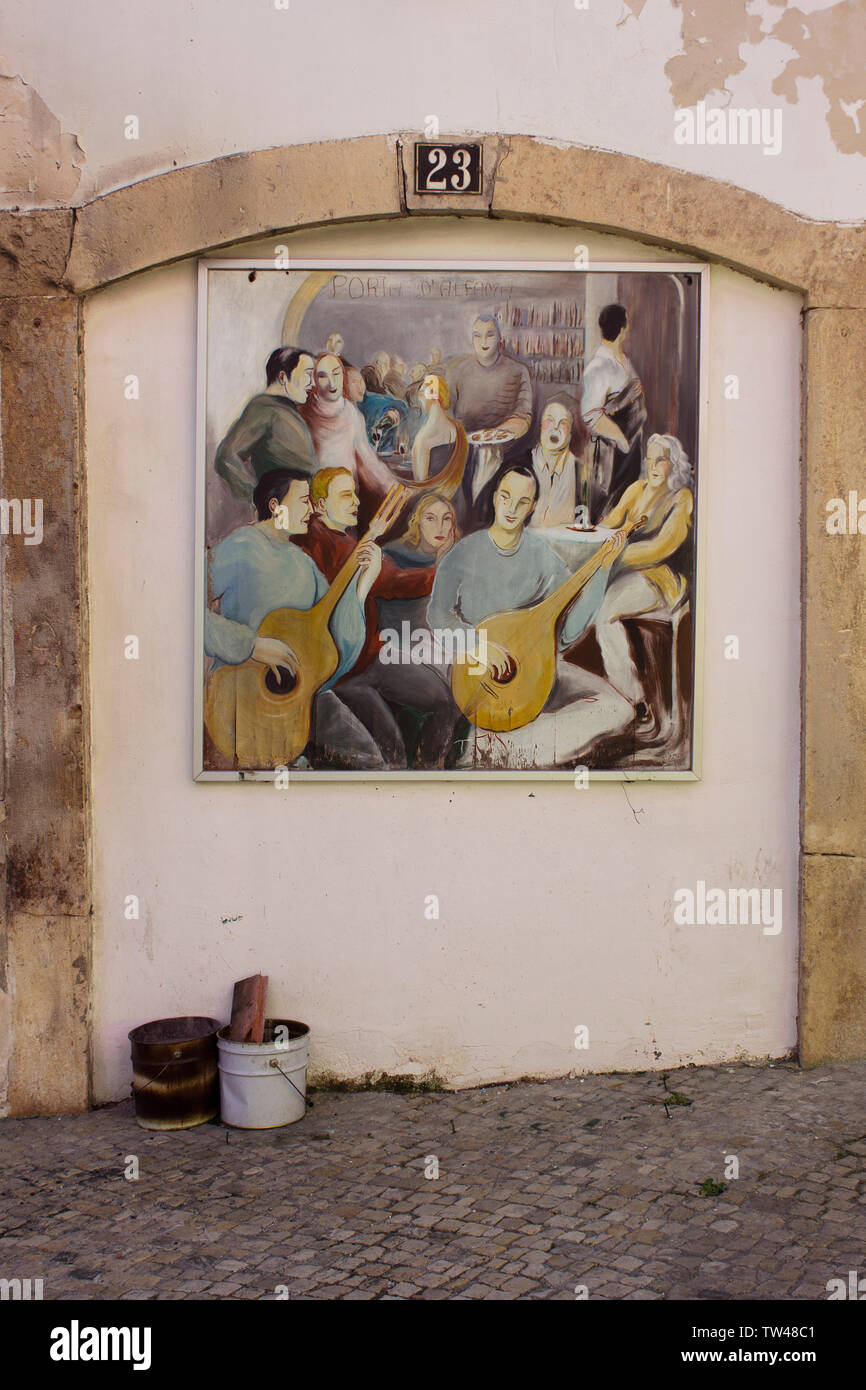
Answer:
[131,1048,185,1095]
[269,1057,314,1108]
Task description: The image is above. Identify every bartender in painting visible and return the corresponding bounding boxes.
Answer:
[448,313,532,527]
[581,303,647,521]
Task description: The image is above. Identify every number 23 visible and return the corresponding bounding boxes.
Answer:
[425,147,472,191]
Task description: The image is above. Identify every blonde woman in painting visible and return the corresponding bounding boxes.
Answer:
[380,492,460,660]
[595,432,694,726]
[376,491,462,767]
[410,373,469,498]
[388,492,460,563]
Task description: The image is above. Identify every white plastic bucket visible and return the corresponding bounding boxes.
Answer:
[217,1018,310,1129]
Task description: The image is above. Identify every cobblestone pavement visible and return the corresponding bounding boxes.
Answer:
[1,1060,865,1301]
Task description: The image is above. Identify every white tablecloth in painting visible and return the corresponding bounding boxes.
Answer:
[541,525,614,572]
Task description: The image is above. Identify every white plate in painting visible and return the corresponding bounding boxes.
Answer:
[467,428,515,445]
[552,524,615,541]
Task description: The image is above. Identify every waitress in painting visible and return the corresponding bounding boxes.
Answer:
[581,303,647,522]
[410,373,469,500]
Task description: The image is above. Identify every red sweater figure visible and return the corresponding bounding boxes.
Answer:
[292,468,457,770]
[296,515,435,676]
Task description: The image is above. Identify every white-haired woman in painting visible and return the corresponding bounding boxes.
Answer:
[595,433,694,727]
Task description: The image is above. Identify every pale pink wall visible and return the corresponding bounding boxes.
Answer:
[84,218,801,1101]
[3,0,862,219]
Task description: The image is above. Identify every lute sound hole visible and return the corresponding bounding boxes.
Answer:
[264,665,298,696]
[490,657,517,685]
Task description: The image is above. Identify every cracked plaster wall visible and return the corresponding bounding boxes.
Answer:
[1,0,864,219]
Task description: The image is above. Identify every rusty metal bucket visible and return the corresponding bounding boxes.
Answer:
[128,1016,222,1130]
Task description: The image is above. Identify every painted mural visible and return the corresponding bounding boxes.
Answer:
[198,264,702,777]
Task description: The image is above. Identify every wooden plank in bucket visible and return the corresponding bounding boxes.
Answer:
[229,974,268,1044]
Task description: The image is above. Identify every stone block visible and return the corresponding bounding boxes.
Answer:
[7,909,90,1114]
[65,136,405,293]
[801,854,866,1065]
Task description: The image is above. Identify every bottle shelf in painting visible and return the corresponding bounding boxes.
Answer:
[509,347,584,359]
[503,301,584,329]
[531,360,583,385]
[506,335,584,357]
[503,299,585,387]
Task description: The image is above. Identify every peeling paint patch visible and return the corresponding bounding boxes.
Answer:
[0,73,84,204]
[658,0,866,158]
[770,2,866,157]
[664,0,763,108]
